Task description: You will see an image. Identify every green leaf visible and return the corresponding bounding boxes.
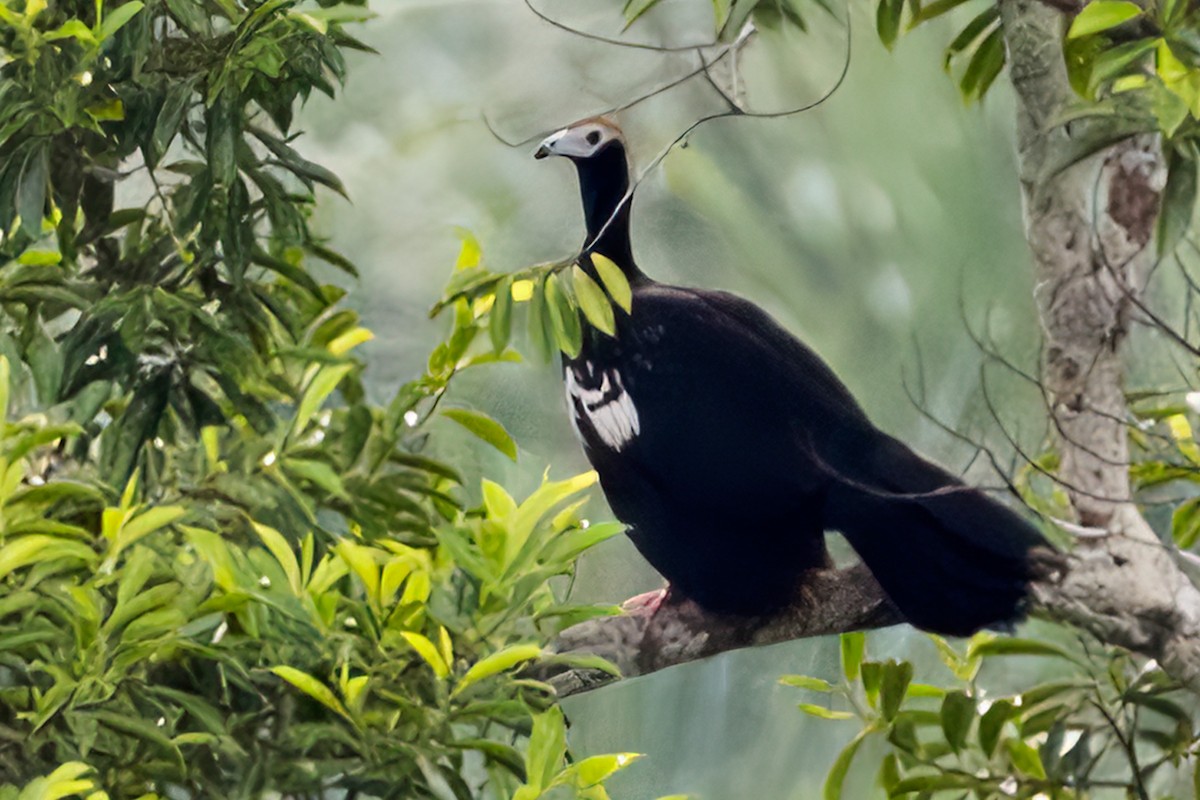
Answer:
[526,706,567,790]
[622,0,663,28]
[1158,150,1197,257]
[401,631,451,678]
[914,0,971,24]
[979,698,1014,756]
[880,659,913,722]
[527,276,553,362]
[98,0,144,41]
[779,674,834,692]
[560,753,641,789]
[967,637,1080,663]
[940,690,975,751]
[889,774,982,796]
[292,363,353,439]
[454,644,543,695]
[877,0,904,49]
[841,632,865,681]
[960,27,1006,101]
[17,144,47,236]
[544,273,582,358]
[270,666,351,719]
[590,253,632,313]
[823,728,870,800]
[441,408,517,461]
[1067,0,1142,38]
[944,7,998,70]
[796,702,854,720]
[572,265,617,336]
[253,521,302,594]
[490,276,514,352]
[0,535,97,581]
[1005,737,1047,778]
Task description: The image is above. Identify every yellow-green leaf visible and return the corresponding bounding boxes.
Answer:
[454,643,543,695]
[270,666,350,719]
[797,702,854,720]
[779,675,833,692]
[572,265,616,336]
[441,408,518,461]
[590,253,632,313]
[400,631,451,678]
[1067,0,1141,38]
[253,522,302,594]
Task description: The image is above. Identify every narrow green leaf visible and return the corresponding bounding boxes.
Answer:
[944,7,998,70]
[796,702,854,720]
[889,773,981,796]
[876,0,904,49]
[441,408,518,461]
[940,690,976,751]
[590,253,632,313]
[979,698,1014,756]
[544,273,582,358]
[270,666,351,719]
[571,266,616,335]
[17,144,47,236]
[779,675,834,692]
[292,363,353,438]
[400,631,451,678]
[914,0,970,23]
[490,276,514,352]
[841,632,865,681]
[880,660,913,722]
[823,728,870,800]
[253,521,302,594]
[98,0,144,40]
[960,27,1006,100]
[1158,150,1197,257]
[1067,0,1142,38]
[622,0,663,28]
[527,275,553,362]
[526,706,567,790]
[1004,737,1047,778]
[454,643,543,695]
[967,637,1080,663]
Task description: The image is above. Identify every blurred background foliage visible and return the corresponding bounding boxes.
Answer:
[6,0,1200,794]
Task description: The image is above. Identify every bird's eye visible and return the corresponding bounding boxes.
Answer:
[586,130,602,146]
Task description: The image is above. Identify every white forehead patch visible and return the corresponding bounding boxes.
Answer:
[565,363,640,451]
[541,124,614,159]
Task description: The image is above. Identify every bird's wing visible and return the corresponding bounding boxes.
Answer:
[594,284,875,515]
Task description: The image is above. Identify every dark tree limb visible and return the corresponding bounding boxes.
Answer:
[544,563,901,695]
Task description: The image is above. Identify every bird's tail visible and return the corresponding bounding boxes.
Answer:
[821,435,1045,637]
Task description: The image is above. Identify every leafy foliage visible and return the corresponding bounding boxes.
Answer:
[794,633,1198,799]
[0,0,653,796]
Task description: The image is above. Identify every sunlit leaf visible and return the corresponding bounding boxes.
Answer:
[441,408,518,461]
[1067,0,1141,38]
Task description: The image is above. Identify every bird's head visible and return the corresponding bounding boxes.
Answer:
[534,117,625,161]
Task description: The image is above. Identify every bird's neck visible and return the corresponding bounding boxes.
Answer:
[575,146,640,280]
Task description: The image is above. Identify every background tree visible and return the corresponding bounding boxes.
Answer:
[0,0,656,797]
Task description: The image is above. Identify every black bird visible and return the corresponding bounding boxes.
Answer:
[535,118,1045,636]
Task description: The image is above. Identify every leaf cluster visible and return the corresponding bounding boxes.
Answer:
[793,632,1198,799]
[0,0,652,797]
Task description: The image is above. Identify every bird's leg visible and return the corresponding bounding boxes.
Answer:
[621,585,671,617]
[621,583,700,615]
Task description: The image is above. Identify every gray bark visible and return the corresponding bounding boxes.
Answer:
[544,0,1200,696]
